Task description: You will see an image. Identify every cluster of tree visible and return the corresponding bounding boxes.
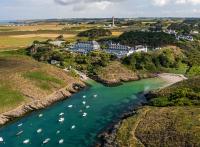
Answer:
[177,41,200,77]
[118,31,176,48]
[122,48,183,72]
[148,21,163,32]
[148,76,200,106]
[167,20,200,34]
[77,28,112,38]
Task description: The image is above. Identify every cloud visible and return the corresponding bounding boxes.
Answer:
[151,0,200,6]
[54,0,123,11]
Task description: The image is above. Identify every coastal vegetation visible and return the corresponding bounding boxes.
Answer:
[118,31,176,48]
[77,28,112,38]
[114,76,200,146]
[0,51,83,113]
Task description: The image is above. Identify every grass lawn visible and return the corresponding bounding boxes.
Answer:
[23,71,64,90]
[0,84,25,113]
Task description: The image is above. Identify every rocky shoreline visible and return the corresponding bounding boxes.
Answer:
[0,82,86,126]
[95,73,188,147]
[93,73,156,87]
[95,92,147,147]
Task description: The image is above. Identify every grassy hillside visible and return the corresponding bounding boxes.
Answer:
[148,76,200,106]
[116,107,200,147]
[114,76,200,146]
[95,61,139,85]
[0,51,82,113]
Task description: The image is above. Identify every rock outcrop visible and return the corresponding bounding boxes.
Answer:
[0,82,85,126]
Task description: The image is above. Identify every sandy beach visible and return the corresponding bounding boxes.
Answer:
[158,73,188,87]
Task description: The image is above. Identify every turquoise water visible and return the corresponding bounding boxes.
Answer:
[0,78,166,147]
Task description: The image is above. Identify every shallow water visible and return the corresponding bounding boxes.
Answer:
[0,78,166,147]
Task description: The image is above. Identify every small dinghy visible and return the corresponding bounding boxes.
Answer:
[71,125,76,129]
[93,94,98,98]
[43,138,50,144]
[58,117,65,123]
[16,130,23,136]
[18,123,23,127]
[59,112,64,116]
[38,114,43,118]
[68,105,73,108]
[82,112,87,117]
[59,139,64,144]
[37,129,42,133]
[56,130,60,134]
[0,137,3,143]
[23,139,30,144]
[79,110,83,113]
[82,101,86,105]
[83,95,86,98]
[86,105,90,109]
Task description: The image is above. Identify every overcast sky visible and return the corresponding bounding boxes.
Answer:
[0,0,200,20]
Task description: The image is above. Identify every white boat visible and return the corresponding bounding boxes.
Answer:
[83,95,86,98]
[18,123,23,127]
[79,110,83,113]
[16,130,23,136]
[59,112,64,116]
[23,139,30,144]
[82,101,86,105]
[56,130,60,134]
[43,138,50,144]
[59,139,64,144]
[82,112,87,117]
[71,125,76,129]
[37,129,42,133]
[39,114,43,117]
[0,137,3,142]
[86,105,90,109]
[68,105,73,108]
[93,94,98,98]
[58,117,65,123]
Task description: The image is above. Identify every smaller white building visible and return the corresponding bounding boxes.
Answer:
[49,41,66,47]
[135,45,148,53]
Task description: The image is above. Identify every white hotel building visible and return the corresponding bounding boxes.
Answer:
[70,41,100,54]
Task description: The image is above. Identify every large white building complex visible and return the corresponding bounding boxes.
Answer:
[70,41,100,54]
[105,42,135,58]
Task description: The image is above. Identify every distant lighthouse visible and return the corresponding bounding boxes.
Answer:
[112,16,115,27]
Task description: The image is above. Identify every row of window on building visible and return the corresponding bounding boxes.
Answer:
[68,41,147,58]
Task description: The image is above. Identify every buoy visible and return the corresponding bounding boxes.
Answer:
[59,139,64,144]
[43,138,50,144]
[83,95,86,98]
[68,105,73,108]
[16,130,23,136]
[59,117,65,123]
[93,94,98,98]
[18,123,23,127]
[39,114,43,117]
[0,137,3,142]
[71,125,76,129]
[37,129,42,133]
[23,139,30,144]
[82,101,86,105]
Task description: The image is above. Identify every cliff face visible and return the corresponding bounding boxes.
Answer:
[0,82,85,126]
[95,61,155,86]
